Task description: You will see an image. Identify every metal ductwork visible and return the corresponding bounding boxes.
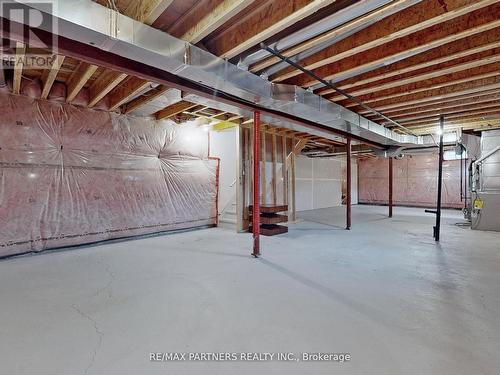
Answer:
[373,146,406,158]
[3,0,436,147]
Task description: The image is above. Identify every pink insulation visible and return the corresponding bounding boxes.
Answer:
[0,92,217,257]
[358,155,464,209]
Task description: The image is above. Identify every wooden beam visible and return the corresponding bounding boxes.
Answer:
[337,65,500,106]
[382,102,500,124]
[124,85,170,114]
[156,101,197,120]
[108,77,152,111]
[370,92,500,119]
[404,113,500,130]
[273,0,498,83]
[354,71,500,108]
[12,42,25,94]
[88,70,128,108]
[282,5,500,87]
[413,119,500,134]
[365,88,500,116]
[374,98,500,122]
[205,0,335,59]
[393,107,500,127]
[250,0,415,73]
[318,30,500,95]
[66,62,98,103]
[168,0,253,44]
[123,0,175,25]
[40,55,65,99]
[353,75,500,114]
[286,138,308,169]
[325,51,500,99]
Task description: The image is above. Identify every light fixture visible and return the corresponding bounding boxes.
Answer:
[435,127,443,136]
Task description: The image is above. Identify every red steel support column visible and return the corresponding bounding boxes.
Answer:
[252,111,261,257]
[389,157,393,218]
[346,138,352,230]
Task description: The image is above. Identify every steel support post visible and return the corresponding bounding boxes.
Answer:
[389,157,393,218]
[252,111,261,257]
[434,116,445,241]
[346,138,352,230]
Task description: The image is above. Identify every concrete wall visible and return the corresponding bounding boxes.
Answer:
[295,156,342,211]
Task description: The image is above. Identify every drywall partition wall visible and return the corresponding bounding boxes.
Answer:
[358,154,462,209]
[0,92,217,258]
[209,128,237,213]
[295,156,342,211]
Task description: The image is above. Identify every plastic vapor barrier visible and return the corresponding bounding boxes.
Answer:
[0,92,217,258]
[358,155,463,209]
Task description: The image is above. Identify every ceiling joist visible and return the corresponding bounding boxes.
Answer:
[274,0,498,83]
[156,101,197,120]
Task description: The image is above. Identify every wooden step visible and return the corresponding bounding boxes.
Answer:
[249,213,288,224]
[248,204,288,214]
[249,224,288,236]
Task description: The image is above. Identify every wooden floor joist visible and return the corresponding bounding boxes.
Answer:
[108,77,152,111]
[88,70,128,108]
[324,52,500,100]
[156,101,197,120]
[123,0,175,25]
[338,69,500,107]
[205,0,336,59]
[66,62,99,103]
[124,85,170,114]
[40,55,65,99]
[249,0,416,73]
[272,0,499,83]
[284,6,500,87]
[381,102,500,124]
[317,31,500,95]
[12,42,25,95]
[169,0,254,44]
[392,106,500,126]
[354,75,500,114]
[368,92,500,119]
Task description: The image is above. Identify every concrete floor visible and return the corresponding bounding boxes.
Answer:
[1,205,500,375]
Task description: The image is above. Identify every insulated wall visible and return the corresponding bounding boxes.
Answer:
[0,92,217,258]
[358,154,463,209]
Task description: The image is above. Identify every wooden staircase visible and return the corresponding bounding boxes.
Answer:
[249,204,288,236]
